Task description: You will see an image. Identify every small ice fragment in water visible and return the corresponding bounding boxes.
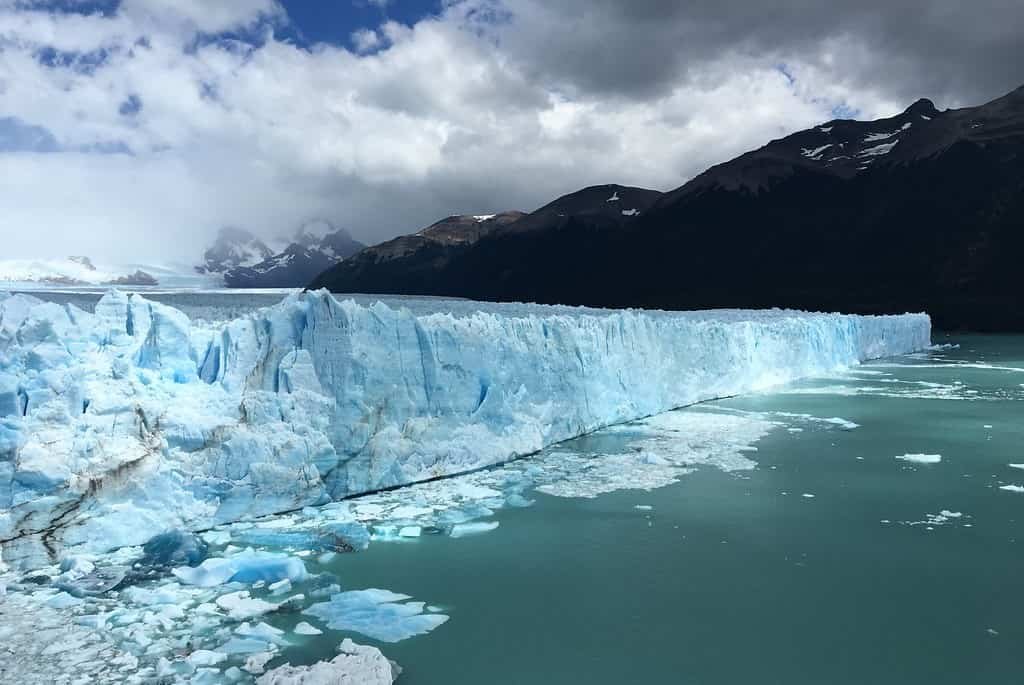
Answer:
[895,454,942,464]
[987,628,999,636]
[801,493,815,498]
[999,485,1024,493]
[449,521,499,538]
[1008,464,1024,470]
[634,505,653,511]
[268,579,292,595]
[294,621,323,636]
[188,650,227,667]
[215,591,280,621]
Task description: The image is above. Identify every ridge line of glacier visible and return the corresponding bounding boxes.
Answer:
[0,289,931,569]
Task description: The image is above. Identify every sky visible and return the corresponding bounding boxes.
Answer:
[0,0,1022,263]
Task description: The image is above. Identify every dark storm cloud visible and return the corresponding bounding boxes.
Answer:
[487,0,1024,107]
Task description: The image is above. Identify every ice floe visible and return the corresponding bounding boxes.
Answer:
[895,454,942,465]
[303,589,450,643]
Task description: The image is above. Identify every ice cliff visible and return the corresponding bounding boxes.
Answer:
[0,290,931,569]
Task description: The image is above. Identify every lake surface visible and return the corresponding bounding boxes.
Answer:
[296,335,1024,684]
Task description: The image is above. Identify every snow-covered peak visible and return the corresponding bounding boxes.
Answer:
[197,227,273,275]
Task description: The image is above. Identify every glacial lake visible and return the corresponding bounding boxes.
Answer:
[9,290,1023,683]
[294,334,1024,684]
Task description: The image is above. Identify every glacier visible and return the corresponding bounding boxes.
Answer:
[0,289,930,569]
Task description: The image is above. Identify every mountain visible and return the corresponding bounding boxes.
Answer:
[223,222,365,288]
[195,227,273,275]
[309,211,525,295]
[309,187,661,295]
[312,85,1024,331]
[0,256,178,288]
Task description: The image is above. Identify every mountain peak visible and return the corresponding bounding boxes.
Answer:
[904,98,938,117]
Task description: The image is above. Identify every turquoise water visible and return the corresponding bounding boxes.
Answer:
[294,335,1024,684]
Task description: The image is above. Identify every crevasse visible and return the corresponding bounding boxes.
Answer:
[0,290,930,569]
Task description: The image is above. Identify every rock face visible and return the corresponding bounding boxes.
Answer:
[0,289,929,569]
[312,84,1024,331]
[308,211,522,295]
[102,269,159,286]
[256,639,401,685]
[223,223,366,289]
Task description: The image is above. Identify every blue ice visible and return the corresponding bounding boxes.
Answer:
[172,550,307,587]
[303,588,449,643]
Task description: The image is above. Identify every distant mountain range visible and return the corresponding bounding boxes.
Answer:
[198,222,365,288]
[311,84,1024,331]
[0,256,176,288]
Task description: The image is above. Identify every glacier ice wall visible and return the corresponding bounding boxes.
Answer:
[0,289,930,568]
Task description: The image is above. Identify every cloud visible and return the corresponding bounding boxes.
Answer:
[0,0,1020,263]
[350,27,380,53]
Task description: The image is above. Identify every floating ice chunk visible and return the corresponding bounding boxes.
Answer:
[188,650,227,667]
[449,521,499,538]
[215,591,280,621]
[294,621,323,636]
[1009,464,1024,470]
[896,454,942,464]
[237,621,287,645]
[220,636,274,654]
[903,510,969,527]
[55,564,127,597]
[999,485,1024,493]
[135,531,209,581]
[173,550,307,587]
[255,639,399,685]
[59,556,95,577]
[268,579,292,595]
[801,493,816,498]
[823,417,859,429]
[606,191,620,202]
[244,652,276,675]
[303,589,449,643]
[45,591,84,609]
[621,208,639,217]
[634,505,653,511]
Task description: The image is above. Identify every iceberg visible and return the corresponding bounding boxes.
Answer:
[172,549,308,587]
[303,589,450,642]
[0,289,930,568]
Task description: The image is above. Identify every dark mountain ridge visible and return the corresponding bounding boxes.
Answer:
[312,84,1024,331]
